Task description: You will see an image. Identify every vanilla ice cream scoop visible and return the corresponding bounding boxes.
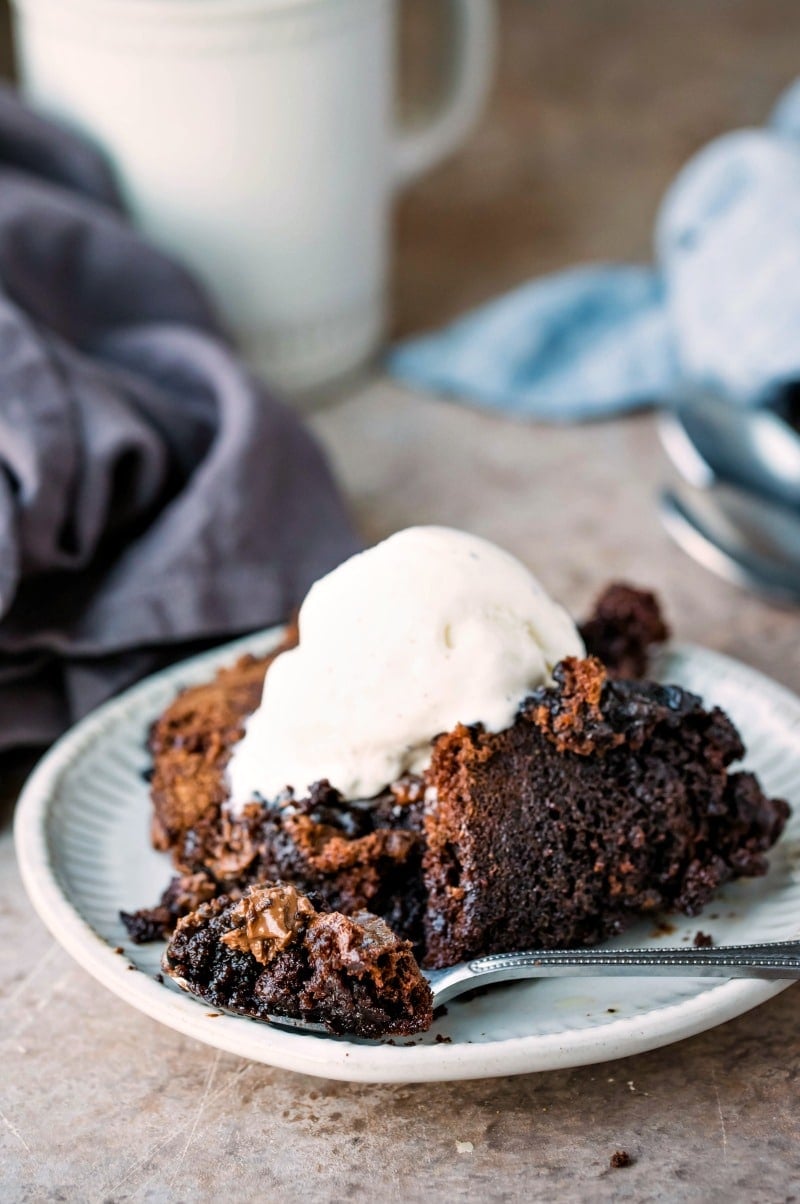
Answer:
[226,526,584,808]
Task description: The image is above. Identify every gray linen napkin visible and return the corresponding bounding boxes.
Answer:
[0,86,359,749]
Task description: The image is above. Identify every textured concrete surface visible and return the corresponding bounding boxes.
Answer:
[3,2,800,1200]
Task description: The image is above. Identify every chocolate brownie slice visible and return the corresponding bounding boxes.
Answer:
[163,883,433,1038]
[422,656,789,968]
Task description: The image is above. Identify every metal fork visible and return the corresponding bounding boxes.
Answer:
[266,939,800,1034]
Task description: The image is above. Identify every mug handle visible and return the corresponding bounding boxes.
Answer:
[393,0,496,190]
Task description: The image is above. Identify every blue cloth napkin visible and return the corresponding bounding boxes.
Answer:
[389,81,800,420]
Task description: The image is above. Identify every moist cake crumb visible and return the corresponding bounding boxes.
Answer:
[422,656,788,967]
[162,883,433,1038]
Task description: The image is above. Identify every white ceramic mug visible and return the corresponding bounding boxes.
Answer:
[11,0,495,393]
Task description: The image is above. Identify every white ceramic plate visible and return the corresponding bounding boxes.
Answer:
[14,633,800,1083]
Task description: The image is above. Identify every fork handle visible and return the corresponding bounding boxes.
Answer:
[430,940,800,1005]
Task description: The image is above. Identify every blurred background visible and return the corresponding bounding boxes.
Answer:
[400,0,800,334]
[398,0,800,335]
[2,0,799,338]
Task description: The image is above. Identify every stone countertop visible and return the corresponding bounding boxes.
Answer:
[3,2,800,1200]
